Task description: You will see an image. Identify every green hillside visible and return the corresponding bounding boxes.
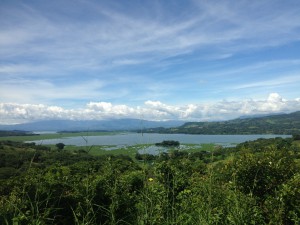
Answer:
[0,137,299,224]
[145,111,300,134]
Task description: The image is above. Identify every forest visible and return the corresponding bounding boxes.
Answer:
[0,136,299,224]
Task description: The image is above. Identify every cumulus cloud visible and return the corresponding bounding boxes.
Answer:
[0,93,299,124]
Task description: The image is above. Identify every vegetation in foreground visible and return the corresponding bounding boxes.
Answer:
[0,137,299,224]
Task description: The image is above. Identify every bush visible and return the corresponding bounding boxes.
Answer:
[264,173,300,224]
[232,146,296,200]
[0,167,18,179]
[56,143,65,150]
[293,134,300,140]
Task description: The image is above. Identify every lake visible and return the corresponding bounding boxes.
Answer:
[29,133,291,147]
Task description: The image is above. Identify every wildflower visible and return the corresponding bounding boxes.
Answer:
[148,178,154,182]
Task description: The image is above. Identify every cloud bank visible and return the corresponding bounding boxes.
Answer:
[1,93,299,124]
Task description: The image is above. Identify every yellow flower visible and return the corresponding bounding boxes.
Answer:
[148,178,154,182]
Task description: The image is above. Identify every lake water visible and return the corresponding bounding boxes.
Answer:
[29,133,291,147]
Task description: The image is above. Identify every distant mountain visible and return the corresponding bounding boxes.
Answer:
[0,119,184,132]
[238,112,285,119]
[143,111,300,135]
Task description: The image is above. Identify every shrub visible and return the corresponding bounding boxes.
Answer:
[232,146,296,200]
[56,143,65,150]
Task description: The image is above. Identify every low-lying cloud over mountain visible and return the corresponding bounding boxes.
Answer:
[1,93,299,125]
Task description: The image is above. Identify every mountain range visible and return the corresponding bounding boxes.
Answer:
[143,111,300,135]
[0,119,184,132]
[1,111,300,134]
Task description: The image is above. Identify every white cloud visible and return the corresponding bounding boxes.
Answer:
[267,93,284,102]
[87,102,135,116]
[0,93,299,124]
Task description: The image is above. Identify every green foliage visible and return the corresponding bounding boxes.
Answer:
[0,138,299,224]
[264,173,300,224]
[55,142,65,150]
[155,140,180,147]
[135,152,156,161]
[232,147,295,199]
[0,167,19,179]
[293,133,300,140]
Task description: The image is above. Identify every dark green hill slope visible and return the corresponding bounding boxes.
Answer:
[144,111,300,134]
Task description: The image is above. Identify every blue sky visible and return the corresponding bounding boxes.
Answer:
[1,0,300,124]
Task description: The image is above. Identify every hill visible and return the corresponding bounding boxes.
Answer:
[144,111,300,134]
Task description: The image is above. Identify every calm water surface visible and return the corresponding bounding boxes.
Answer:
[29,133,291,146]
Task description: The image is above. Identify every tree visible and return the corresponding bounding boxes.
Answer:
[155,140,180,147]
[56,143,65,150]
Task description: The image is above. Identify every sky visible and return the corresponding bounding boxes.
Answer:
[1,0,300,124]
